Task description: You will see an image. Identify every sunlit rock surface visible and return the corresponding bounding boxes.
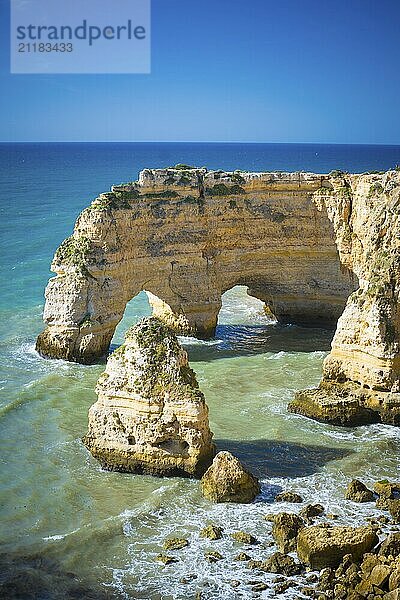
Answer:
[37,166,400,425]
[83,317,215,477]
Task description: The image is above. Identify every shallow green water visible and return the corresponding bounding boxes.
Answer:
[1,287,399,599]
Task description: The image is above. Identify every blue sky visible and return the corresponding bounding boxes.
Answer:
[1,0,400,143]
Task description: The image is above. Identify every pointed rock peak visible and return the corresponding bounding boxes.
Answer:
[201,451,260,503]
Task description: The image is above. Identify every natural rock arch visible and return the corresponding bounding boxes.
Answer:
[36,167,400,424]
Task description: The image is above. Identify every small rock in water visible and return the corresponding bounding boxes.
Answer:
[300,503,325,523]
[251,582,269,592]
[272,512,304,553]
[156,554,178,565]
[274,580,292,594]
[345,479,374,503]
[179,574,198,584]
[247,560,263,570]
[200,451,260,503]
[204,551,223,563]
[231,531,258,545]
[234,552,251,561]
[261,552,303,576]
[230,580,241,588]
[199,524,223,540]
[275,490,304,503]
[163,537,189,551]
[264,513,276,522]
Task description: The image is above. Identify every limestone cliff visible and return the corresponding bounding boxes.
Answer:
[82,317,215,476]
[289,170,400,425]
[36,165,400,425]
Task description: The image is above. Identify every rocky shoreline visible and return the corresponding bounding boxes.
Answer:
[152,479,400,599]
[79,316,400,599]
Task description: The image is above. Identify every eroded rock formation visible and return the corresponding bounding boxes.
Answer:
[200,451,260,503]
[82,317,215,477]
[37,166,400,425]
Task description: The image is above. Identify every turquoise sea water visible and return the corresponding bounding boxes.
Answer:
[1,143,400,599]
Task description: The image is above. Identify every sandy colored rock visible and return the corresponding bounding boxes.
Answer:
[390,569,400,592]
[261,552,303,576]
[380,533,400,559]
[297,525,379,569]
[199,525,223,540]
[37,167,400,425]
[272,512,304,553]
[230,531,258,545]
[389,500,400,523]
[275,491,304,503]
[201,451,260,503]
[375,481,400,509]
[384,590,400,600]
[82,317,215,477]
[163,538,189,551]
[345,479,375,502]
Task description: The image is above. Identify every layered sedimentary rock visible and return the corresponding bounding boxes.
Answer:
[289,170,400,425]
[36,167,357,362]
[37,165,400,425]
[82,317,215,477]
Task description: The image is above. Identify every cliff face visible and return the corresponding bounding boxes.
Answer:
[289,171,400,424]
[36,166,400,425]
[83,317,215,476]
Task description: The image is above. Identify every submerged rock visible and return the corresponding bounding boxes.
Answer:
[230,531,258,545]
[83,317,215,477]
[345,479,374,503]
[204,551,223,563]
[300,503,325,523]
[200,525,223,540]
[297,525,379,569]
[275,491,304,503]
[272,512,304,553]
[156,554,178,565]
[163,538,189,551]
[200,451,260,503]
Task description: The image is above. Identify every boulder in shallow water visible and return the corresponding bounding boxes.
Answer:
[297,525,379,569]
[200,451,260,503]
[261,552,303,576]
[274,490,304,503]
[272,512,304,553]
[299,503,325,523]
[345,479,374,503]
[83,317,215,477]
[199,525,223,540]
[374,481,400,509]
